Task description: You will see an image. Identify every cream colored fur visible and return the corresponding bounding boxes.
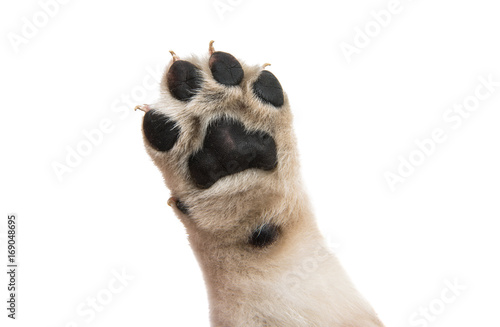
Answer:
[140,48,384,327]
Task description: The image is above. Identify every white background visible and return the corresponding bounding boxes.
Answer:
[1,0,500,326]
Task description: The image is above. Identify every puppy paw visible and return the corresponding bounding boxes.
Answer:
[137,42,383,327]
[139,41,299,243]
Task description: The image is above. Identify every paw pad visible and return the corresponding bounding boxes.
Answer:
[250,224,279,247]
[209,51,244,86]
[188,119,277,189]
[253,70,284,107]
[166,60,203,101]
[142,42,285,189]
[143,110,180,152]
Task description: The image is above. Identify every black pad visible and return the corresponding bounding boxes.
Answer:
[250,224,279,247]
[252,70,284,107]
[209,51,244,86]
[188,118,277,189]
[143,110,180,152]
[167,60,202,101]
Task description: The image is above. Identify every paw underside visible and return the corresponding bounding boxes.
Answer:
[137,44,384,325]
[141,43,285,190]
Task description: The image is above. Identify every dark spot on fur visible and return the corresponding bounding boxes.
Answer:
[252,70,284,107]
[209,51,244,86]
[176,200,189,215]
[250,224,279,248]
[142,110,180,152]
[188,118,278,189]
[167,60,203,101]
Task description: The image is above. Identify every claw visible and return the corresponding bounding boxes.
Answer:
[209,40,215,56]
[167,197,177,208]
[169,50,180,62]
[134,104,151,113]
[262,63,271,69]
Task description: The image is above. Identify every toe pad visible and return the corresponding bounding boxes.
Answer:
[209,51,244,86]
[143,110,180,152]
[253,70,284,107]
